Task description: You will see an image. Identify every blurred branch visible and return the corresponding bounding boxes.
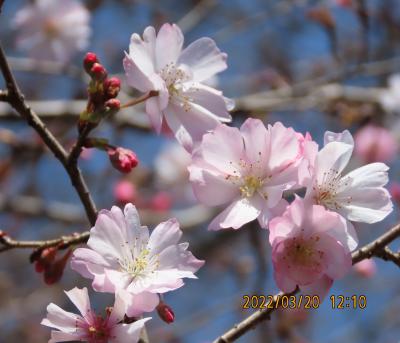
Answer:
[213,222,400,343]
[177,0,217,33]
[0,99,153,131]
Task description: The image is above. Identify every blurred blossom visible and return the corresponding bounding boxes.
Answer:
[150,191,173,212]
[113,180,137,204]
[189,119,303,230]
[71,204,204,316]
[354,124,398,163]
[13,0,91,63]
[333,0,353,7]
[353,259,377,278]
[380,74,400,113]
[123,23,233,152]
[41,287,150,342]
[269,197,353,298]
[155,143,191,187]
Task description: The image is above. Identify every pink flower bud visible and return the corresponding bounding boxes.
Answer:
[43,249,72,285]
[390,182,400,206]
[105,98,121,112]
[150,191,172,212]
[157,301,175,324]
[83,52,99,74]
[108,147,139,173]
[353,259,376,278]
[90,63,107,81]
[113,180,137,204]
[104,77,121,99]
[34,247,57,273]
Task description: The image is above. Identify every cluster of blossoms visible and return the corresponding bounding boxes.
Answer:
[22,11,393,340]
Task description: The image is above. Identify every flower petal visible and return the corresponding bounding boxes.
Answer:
[64,287,91,320]
[112,317,152,343]
[178,37,227,82]
[155,23,184,70]
[147,218,182,255]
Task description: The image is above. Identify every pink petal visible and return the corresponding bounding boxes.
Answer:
[155,23,184,70]
[64,287,91,320]
[112,318,151,343]
[324,130,354,146]
[147,218,182,255]
[127,26,156,76]
[41,303,81,332]
[49,330,84,343]
[125,292,159,317]
[188,163,239,206]
[300,274,333,300]
[208,196,263,230]
[178,37,227,82]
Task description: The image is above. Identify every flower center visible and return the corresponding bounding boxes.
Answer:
[43,20,59,38]
[84,315,111,343]
[286,236,323,267]
[314,168,344,210]
[239,175,263,198]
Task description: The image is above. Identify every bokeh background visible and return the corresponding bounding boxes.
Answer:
[1,0,400,342]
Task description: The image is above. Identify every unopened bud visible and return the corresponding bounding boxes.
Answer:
[43,249,72,285]
[34,247,57,273]
[105,98,121,113]
[108,147,139,173]
[150,191,172,212]
[90,63,107,81]
[157,301,175,324]
[104,77,121,99]
[83,52,99,74]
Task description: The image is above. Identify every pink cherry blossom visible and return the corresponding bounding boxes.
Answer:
[71,204,203,316]
[113,180,137,204]
[41,287,150,343]
[354,124,398,163]
[303,130,393,225]
[188,119,304,230]
[13,0,91,63]
[353,259,376,278]
[269,197,353,298]
[123,23,233,152]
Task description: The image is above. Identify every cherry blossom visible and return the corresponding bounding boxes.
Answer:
[303,130,393,225]
[188,118,303,230]
[13,0,91,63]
[269,197,353,298]
[41,287,150,343]
[123,23,233,152]
[71,204,203,316]
[354,124,398,163]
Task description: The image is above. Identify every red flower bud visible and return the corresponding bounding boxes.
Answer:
[90,63,107,81]
[105,98,121,112]
[108,147,139,173]
[43,249,72,285]
[157,301,175,324]
[104,77,121,99]
[83,52,99,74]
[150,191,172,212]
[34,247,57,273]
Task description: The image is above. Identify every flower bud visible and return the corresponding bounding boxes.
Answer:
[34,247,57,273]
[43,249,72,285]
[90,63,107,81]
[104,77,121,99]
[150,191,172,212]
[108,147,139,173]
[105,98,121,114]
[83,52,99,74]
[157,301,175,324]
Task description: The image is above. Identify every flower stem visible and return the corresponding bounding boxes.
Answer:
[121,90,159,109]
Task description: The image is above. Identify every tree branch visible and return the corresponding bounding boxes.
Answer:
[0,43,98,225]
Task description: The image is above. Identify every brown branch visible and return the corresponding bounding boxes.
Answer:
[212,222,400,343]
[0,43,98,225]
[373,246,400,268]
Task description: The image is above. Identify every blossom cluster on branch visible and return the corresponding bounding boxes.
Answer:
[0,1,398,342]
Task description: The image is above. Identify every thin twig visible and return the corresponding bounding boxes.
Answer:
[120,90,158,109]
[373,246,400,268]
